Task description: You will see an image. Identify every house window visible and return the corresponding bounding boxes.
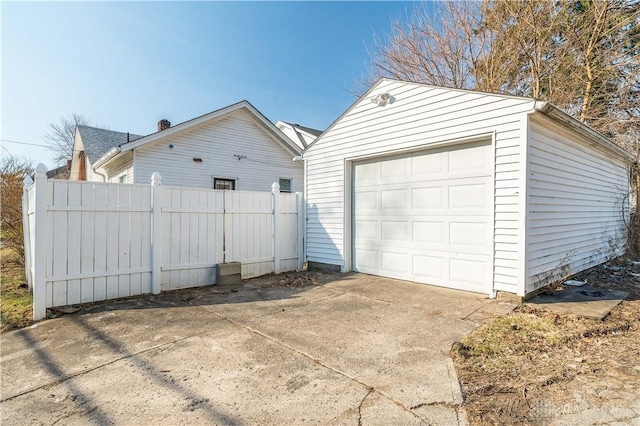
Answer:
[214,178,235,190]
[279,178,292,193]
[118,174,127,184]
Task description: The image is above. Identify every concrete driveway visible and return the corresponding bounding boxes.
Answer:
[1,273,514,425]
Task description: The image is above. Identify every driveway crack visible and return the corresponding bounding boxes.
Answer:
[211,311,427,423]
[357,387,374,426]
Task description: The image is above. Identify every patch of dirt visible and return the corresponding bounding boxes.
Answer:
[452,259,640,425]
[248,271,324,289]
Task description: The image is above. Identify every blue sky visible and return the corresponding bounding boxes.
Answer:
[1,1,418,169]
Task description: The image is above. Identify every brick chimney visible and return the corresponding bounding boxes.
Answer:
[158,119,171,132]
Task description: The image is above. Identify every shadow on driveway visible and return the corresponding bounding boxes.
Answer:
[1,272,514,425]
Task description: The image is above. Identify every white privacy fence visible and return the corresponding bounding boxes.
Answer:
[23,164,304,320]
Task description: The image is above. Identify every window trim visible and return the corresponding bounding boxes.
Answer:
[213,177,236,190]
[278,177,293,193]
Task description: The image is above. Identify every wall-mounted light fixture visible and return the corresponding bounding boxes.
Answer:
[371,92,392,106]
[193,158,202,163]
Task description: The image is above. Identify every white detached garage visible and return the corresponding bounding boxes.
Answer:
[303,79,632,298]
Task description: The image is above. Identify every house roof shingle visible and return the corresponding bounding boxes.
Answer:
[77,126,143,165]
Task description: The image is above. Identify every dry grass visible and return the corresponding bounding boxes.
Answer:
[452,261,640,425]
[1,247,32,332]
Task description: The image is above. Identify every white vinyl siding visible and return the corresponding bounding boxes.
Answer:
[526,115,628,292]
[101,152,134,184]
[86,159,98,182]
[133,110,303,192]
[305,80,534,294]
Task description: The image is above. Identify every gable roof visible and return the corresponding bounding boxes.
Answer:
[93,100,301,169]
[303,78,633,162]
[275,121,323,149]
[77,126,143,165]
[280,121,323,137]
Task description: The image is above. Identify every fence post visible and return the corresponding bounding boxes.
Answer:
[23,175,34,290]
[32,164,47,321]
[271,181,280,274]
[151,172,163,294]
[296,192,304,271]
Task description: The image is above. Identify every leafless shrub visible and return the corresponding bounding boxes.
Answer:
[1,156,33,262]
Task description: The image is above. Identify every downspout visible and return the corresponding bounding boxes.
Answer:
[92,147,122,182]
[93,168,108,182]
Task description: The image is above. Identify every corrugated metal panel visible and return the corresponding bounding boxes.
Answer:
[305,79,534,294]
[133,110,303,192]
[526,115,629,292]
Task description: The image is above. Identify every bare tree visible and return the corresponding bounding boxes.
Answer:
[479,0,565,98]
[363,0,639,151]
[44,113,92,166]
[558,0,640,149]
[362,1,490,91]
[0,155,33,262]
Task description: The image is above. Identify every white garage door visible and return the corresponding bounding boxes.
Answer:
[353,141,493,293]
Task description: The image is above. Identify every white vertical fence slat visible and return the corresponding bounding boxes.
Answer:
[80,183,95,303]
[24,165,303,320]
[151,172,163,294]
[94,184,108,301]
[32,165,47,319]
[22,175,34,290]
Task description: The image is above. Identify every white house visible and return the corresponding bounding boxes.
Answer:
[69,101,305,193]
[275,121,322,150]
[302,78,633,298]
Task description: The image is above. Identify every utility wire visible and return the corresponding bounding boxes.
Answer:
[0,139,49,148]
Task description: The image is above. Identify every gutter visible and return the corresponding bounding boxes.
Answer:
[92,147,121,170]
[533,101,635,163]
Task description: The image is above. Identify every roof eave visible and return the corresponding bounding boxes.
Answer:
[534,101,634,163]
[92,147,121,169]
[117,101,301,156]
[243,106,302,156]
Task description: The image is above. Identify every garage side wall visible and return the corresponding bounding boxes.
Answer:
[526,115,629,293]
[304,80,535,294]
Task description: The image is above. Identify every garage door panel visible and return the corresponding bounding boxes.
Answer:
[450,258,487,286]
[355,219,378,239]
[412,187,445,209]
[413,221,444,244]
[449,183,490,209]
[355,248,379,271]
[381,157,410,179]
[381,189,408,209]
[381,251,409,274]
[412,152,445,176]
[355,191,379,210]
[412,255,446,280]
[354,162,380,184]
[353,141,492,294]
[448,143,492,172]
[381,220,409,241]
[449,222,489,248]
